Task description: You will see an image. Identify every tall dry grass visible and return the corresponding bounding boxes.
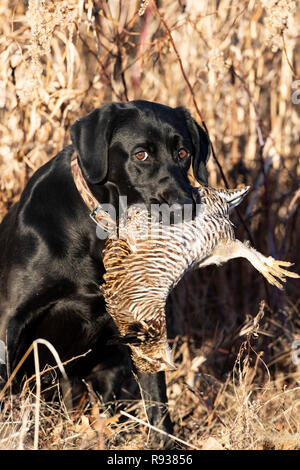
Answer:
[0,0,299,450]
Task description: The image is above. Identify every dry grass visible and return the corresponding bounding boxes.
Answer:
[0,310,299,450]
[0,0,299,450]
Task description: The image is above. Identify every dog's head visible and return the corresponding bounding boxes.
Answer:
[70,100,210,212]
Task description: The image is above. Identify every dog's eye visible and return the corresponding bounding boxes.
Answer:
[135,150,149,161]
[178,148,190,159]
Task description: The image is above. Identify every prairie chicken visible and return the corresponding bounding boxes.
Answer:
[102,185,299,374]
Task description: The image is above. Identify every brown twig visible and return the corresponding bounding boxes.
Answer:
[120,409,201,449]
[77,31,123,101]
[282,32,298,79]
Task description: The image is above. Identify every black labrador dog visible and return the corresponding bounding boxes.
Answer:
[0,100,210,438]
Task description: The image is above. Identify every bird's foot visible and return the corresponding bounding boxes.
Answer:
[260,258,299,289]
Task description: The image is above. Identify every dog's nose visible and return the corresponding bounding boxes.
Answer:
[149,186,199,223]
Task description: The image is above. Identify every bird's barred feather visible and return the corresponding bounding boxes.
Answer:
[102,184,299,373]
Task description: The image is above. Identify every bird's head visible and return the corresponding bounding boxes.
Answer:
[130,343,176,374]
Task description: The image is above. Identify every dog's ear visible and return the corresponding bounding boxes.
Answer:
[176,107,211,185]
[70,103,118,184]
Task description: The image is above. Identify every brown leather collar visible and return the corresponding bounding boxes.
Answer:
[70,152,115,233]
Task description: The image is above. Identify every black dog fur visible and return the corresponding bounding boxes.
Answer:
[0,100,210,440]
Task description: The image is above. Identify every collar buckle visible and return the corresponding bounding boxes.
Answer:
[90,204,113,233]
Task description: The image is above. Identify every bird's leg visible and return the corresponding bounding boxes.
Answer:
[202,239,299,289]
